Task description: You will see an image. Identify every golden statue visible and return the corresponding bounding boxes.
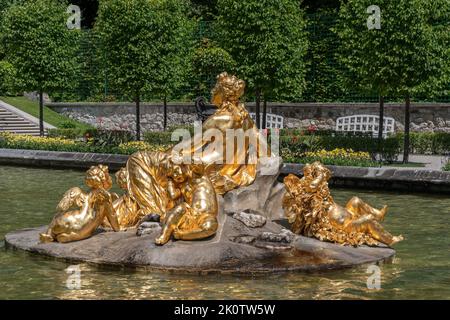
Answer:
[102,167,144,230]
[282,162,404,246]
[125,72,266,220]
[40,165,120,243]
[155,158,218,245]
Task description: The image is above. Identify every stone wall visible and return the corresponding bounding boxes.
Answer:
[47,101,450,133]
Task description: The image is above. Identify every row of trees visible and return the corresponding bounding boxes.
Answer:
[1,0,449,162]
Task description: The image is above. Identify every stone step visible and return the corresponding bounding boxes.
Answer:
[1,125,40,129]
[0,118,33,123]
[0,103,50,136]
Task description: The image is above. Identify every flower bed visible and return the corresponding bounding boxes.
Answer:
[1,133,382,167]
[296,148,377,167]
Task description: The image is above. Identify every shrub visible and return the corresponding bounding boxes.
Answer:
[59,120,77,129]
[443,161,450,172]
[144,131,178,145]
[298,148,377,167]
[279,131,401,162]
[48,128,89,140]
[407,132,450,155]
[117,141,171,154]
[0,132,80,152]
[88,129,134,150]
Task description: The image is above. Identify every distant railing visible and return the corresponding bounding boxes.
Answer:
[336,115,395,138]
[249,113,284,129]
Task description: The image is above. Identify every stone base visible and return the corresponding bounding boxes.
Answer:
[4,216,395,274]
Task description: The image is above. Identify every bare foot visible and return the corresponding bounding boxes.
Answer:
[378,205,388,222]
[155,234,170,245]
[39,233,54,243]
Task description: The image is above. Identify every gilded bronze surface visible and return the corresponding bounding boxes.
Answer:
[282,162,404,246]
[102,167,144,230]
[155,158,218,245]
[126,73,263,224]
[40,165,120,243]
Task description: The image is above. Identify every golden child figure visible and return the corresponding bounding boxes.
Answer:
[39,165,120,243]
[155,158,218,245]
[283,162,403,246]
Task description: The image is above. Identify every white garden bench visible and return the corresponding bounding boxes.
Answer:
[249,113,284,129]
[336,115,395,138]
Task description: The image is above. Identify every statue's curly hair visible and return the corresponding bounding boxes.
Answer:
[86,164,112,189]
[211,72,245,100]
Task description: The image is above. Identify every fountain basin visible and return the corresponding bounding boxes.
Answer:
[4,215,395,274]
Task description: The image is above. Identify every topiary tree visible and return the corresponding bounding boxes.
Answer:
[150,0,194,131]
[303,8,347,102]
[1,0,80,136]
[336,0,449,163]
[190,38,236,99]
[96,0,193,138]
[215,0,308,128]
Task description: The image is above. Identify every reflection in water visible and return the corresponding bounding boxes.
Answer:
[1,165,450,299]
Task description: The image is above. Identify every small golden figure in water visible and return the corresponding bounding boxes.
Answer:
[40,165,120,243]
[155,158,218,245]
[283,162,403,246]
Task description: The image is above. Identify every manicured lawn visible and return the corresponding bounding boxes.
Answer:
[0,96,91,129]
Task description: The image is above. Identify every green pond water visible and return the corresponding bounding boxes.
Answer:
[1,165,449,300]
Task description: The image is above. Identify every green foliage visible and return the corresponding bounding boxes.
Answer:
[190,38,236,98]
[1,0,80,95]
[215,0,308,100]
[190,0,217,19]
[443,160,450,171]
[297,148,378,167]
[117,141,171,154]
[144,131,178,145]
[48,128,89,139]
[280,130,402,162]
[0,60,16,95]
[95,0,194,101]
[336,0,449,97]
[303,9,347,102]
[403,132,450,155]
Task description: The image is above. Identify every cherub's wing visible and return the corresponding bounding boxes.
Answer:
[56,187,87,212]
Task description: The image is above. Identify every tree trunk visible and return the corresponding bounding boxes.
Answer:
[39,90,44,137]
[262,95,267,129]
[163,95,167,131]
[135,94,141,141]
[403,94,411,164]
[255,88,261,129]
[377,95,384,157]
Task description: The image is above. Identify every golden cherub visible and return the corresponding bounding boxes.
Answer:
[39,165,120,243]
[155,157,218,245]
[283,162,403,246]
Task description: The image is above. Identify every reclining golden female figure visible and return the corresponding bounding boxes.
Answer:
[126,72,266,219]
[283,162,403,246]
[39,165,120,243]
[155,158,218,245]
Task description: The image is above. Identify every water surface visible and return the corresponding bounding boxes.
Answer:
[1,165,449,299]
